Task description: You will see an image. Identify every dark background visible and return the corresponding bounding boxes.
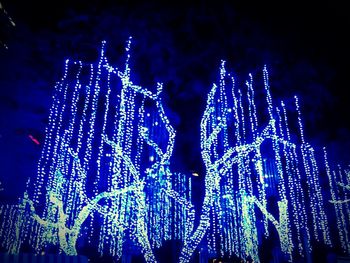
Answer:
[0,1,349,205]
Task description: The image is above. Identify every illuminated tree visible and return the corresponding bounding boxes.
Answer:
[179,62,331,263]
[0,37,348,263]
[0,38,192,262]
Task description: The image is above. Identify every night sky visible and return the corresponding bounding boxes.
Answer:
[1,1,350,203]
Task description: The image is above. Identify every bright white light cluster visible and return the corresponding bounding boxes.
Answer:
[0,38,192,263]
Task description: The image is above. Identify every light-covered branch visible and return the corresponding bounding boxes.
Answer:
[23,183,140,256]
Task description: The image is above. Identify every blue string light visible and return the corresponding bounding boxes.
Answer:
[0,39,348,263]
[0,39,192,262]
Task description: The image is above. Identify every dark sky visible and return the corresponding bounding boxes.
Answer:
[1,1,350,201]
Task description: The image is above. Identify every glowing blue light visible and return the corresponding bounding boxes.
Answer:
[0,38,347,263]
[0,39,193,262]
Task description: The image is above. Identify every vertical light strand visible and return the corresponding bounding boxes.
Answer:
[324,147,343,249]
[280,101,303,254]
[246,73,256,139]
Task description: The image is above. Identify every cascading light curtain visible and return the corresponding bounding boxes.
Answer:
[0,38,349,263]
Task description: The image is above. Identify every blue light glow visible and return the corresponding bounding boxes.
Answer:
[0,39,349,263]
[0,39,192,262]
